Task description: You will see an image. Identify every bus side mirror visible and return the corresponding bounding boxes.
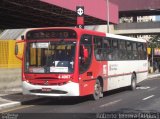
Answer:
[15,40,24,60]
[21,35,24,40]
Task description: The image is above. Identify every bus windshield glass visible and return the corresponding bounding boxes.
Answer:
[25,40,76,74]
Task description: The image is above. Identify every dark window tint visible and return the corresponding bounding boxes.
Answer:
[94,36,147,61]
[112,39,119,60]
[79,34,92,74]
[94,36,104,60]
[119,40,127,60]
[94,36,111,61]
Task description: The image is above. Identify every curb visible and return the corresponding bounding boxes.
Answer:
[147,74,160,79]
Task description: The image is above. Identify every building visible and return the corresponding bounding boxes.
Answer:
[119,16,156,41]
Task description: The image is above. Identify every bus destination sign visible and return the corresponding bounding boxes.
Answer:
[26,30,77,40]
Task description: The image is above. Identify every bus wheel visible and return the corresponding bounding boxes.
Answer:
[92,79,103,100]
[130,73,137,90]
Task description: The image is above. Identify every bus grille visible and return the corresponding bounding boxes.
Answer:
[30,89,67,94]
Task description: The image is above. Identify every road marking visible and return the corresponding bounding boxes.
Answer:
[0,105,34,113]
[100,99,122,108]
[0,98,49,113]
[142,95,155,101]
[0,102,21,110]
[136,86,150,90]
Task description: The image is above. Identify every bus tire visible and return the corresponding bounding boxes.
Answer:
[130,73,137,90]
[92,79,103,100]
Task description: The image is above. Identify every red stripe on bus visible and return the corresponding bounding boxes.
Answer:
[108,70,148,78]
[82,70,147,81]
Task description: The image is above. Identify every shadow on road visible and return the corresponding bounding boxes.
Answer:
[103,87,130,97]
[21,96,92,106]
[0,86,135,106]
[22,87,131,106]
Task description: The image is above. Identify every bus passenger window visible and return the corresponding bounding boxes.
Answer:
[126,41,132,60]
[95,49,103,60]
[143,43,147,60]
[112,39,119,60]
[103,37,111,60]
[94,36,103,60]
[137,43,143,60]
[133,42,138,60]
[119,40,126,60]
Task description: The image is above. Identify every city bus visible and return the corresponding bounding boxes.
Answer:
[15,27,148,100]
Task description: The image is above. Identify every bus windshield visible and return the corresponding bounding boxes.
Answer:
[25,41,76,74]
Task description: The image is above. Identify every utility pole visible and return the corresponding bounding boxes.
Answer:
[107,0,109,33]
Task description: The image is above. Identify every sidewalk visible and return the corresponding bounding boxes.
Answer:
[147,72,160,79]
[0,73,160,112]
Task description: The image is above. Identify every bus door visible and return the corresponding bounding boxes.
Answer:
[78,34,93,96]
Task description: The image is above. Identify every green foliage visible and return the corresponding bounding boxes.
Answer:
[148,35,160,48]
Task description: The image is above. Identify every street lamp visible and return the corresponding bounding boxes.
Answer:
[107,0,109,33]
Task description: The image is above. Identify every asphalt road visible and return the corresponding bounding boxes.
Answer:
[1,77,160,119]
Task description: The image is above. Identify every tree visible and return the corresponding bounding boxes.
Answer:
[148,35,160,48]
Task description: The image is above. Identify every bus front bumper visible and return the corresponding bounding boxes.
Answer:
[22,81,79,97]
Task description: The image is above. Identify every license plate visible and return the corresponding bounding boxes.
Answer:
[41,88,52,92]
